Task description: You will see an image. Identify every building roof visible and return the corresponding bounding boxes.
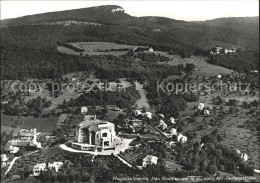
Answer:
[78,119,114,129]
[1,154,8,162]
[143,155,158,162]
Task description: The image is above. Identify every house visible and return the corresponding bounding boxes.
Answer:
[251,70,258,73]
[211,47,223,54]
[4,141,20,154]
[148,47,154,53]
[241,153,248,161]
[224,48,236,54]
[170,128,177,135]
[204,110,210,116]
[134,110,152,119]
[142,155,158,167]
[177,134,187,143]
[236,149,249,161]
[84,115,96,121]
[33,162,63,176]
[1,154,9,167]
[170,117,176,124]
[198,103,205,111]
[158,119,167,130]
[81,107,88,114]
[113,107,120,111]
[134,110,142,117]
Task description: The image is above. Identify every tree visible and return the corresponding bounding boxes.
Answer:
[207,165,218,175]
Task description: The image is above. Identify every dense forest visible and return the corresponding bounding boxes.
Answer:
[60,86,141,109]
[208,50,259,72]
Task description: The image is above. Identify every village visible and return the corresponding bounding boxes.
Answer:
[1,57,259,182]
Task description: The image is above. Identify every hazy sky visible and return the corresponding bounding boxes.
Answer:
[1,1,259,21]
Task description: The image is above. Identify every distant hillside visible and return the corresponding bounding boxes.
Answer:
[0,5,259,79]
[1,5,131,26]
[195,17,259,50]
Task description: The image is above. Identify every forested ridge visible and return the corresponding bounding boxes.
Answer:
[1,5,259,80]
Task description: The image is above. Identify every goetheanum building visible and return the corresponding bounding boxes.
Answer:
[68,116,117,152]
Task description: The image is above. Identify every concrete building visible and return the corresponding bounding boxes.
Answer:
[33,162,63,176]
[142,155,158,167]
[69,115,117,151]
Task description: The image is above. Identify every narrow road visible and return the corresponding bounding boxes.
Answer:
[5,150,39,175]
[135,83,149,109]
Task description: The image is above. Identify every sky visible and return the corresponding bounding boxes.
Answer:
[1,1,259,21]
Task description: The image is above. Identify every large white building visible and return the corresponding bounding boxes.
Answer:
[69,115,117,151]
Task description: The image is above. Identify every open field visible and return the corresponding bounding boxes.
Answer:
[1,113,58,133]
[167,56,234,77]
[57,42,148,56]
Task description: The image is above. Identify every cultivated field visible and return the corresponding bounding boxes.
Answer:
[166,55,234,77]
[57,42,148,56]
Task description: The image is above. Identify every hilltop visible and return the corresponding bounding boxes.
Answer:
[0,5,259,79]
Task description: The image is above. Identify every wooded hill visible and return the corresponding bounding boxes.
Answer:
[0,5,259,79]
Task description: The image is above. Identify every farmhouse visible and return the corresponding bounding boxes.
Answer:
[142,155,158,167]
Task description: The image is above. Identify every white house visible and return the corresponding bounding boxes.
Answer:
[170,117,176,124]
[177,134,187,143]
[198,103,205,111]
[134,110,152,119]
[170,128,177,135]
[33,162,63,176]
[241,153,248,161]
[134,110,142,117]
[1,154,9,167]
[204,110,210,116]
[236,149,249,161]
[159,120,167,130]
[81,107,88,114]
[142,155,158,167]
[143,112,152,119]
[148,47,154,52]
[8,145,20,154]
